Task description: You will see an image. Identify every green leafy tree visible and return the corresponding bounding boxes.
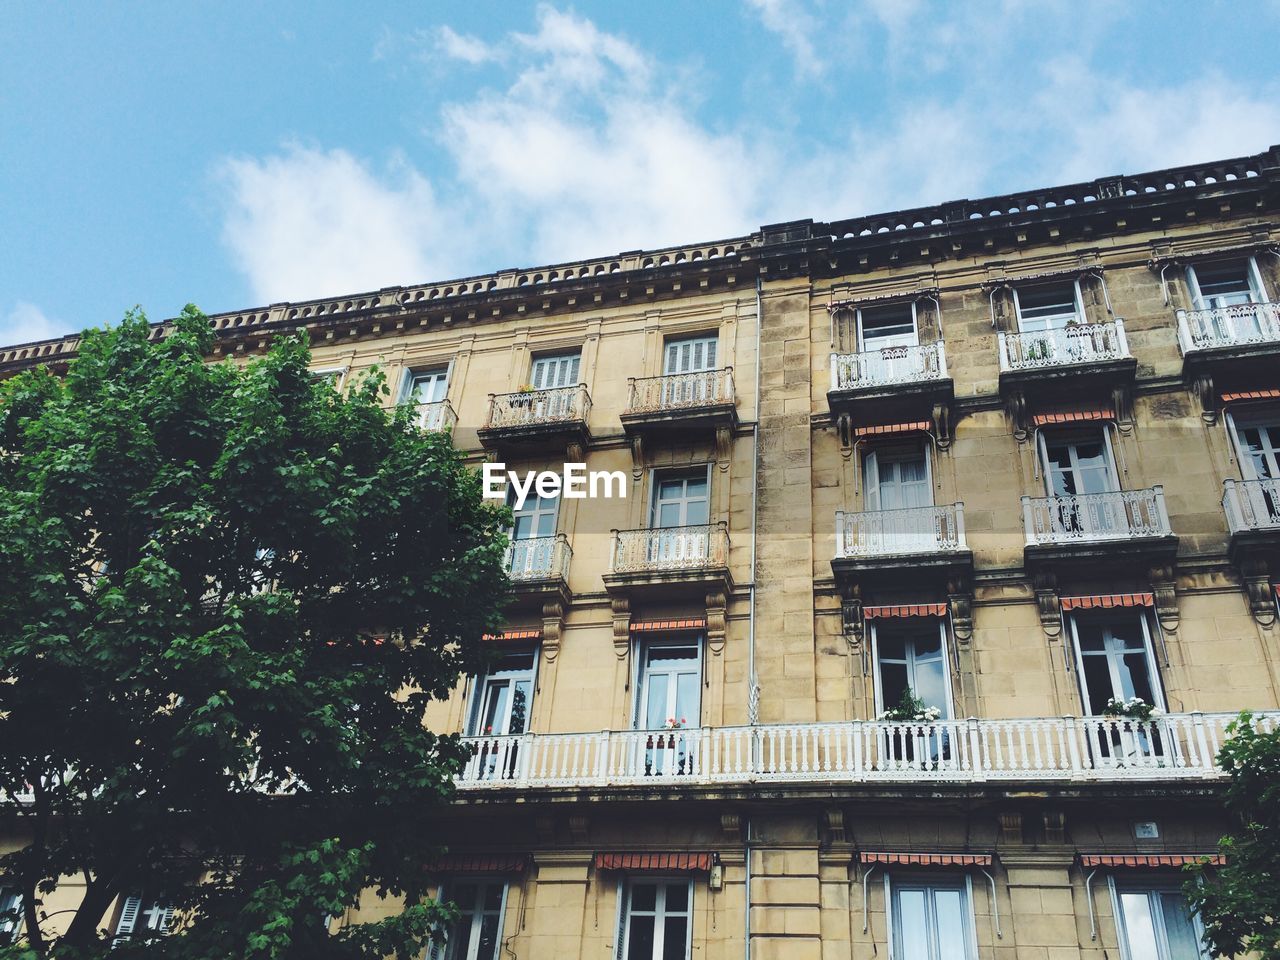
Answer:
[0,308,511,958]
[1186,712,1280,960]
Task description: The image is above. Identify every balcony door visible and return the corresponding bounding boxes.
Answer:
[1070,614,1165,716]
[1014,281,1083,332]
[470,651,536,738]
[433,880,508,960]
[1187,258,1267,341]
[1039,431,1121,538]
[508,492,558,578]
[873,621,952,720]
[864,447,933,552]
[406,367,449,404]
[1233,414,1280,525]
[528,352,581,420]
[663,334,718,406]
[636,639,701,775]
[650,470,710,565]
[857,303,918,383]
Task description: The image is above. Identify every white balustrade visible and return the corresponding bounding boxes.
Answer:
[836,503,966,558]
[1223,478,1280,533]
[611,524,729,574]
[997,319,1129,372]
[505,534,572,582]
[484,385,591,430]
[626,368,734,414]
[1022,487,1171,546]
[1177,303,1280,354]
[454,712,1276,790]
[404,399,456,432]
[830,341,948,391]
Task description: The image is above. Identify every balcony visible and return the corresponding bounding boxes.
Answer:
[477,385,591,455]
[1223,478,1280,567]
[827,342,952,421]
[620,368,738,439]
[1022,487,1177,569]
[997,319,1135,401]
[832,503,972,585]
[454,711,1276,792]
[403,399,457,433]
[1177,303,1280,355]
[602,523,732,596]
[505,534,572,604]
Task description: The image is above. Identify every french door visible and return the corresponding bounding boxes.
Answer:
[857,303,918,382]
[434,881,507,960]
[471,652,536,738]
[1187,257,1267,340]
[662,335,718,405]
[406,367,449,404]
[621,880,692,960]
[650,471,710,564]
[636,639,701,775]
[874,623,952,720]
[508,492,558,578]
[864,448,932,552]
[1234,417,1280,525]
[1040,432,1120,537]
[1071,614,1167,764]
[1111,883,1208,960]
[528,352,581,420]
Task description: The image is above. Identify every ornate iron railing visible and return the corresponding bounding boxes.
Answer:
[1176,303,1280,354]
[484,385,591,430]
[1223,478,1280,532]
[455,712,1277,789]
[403,399,456,432]
[997,319,1129,372]
[835,504,967,558]
[830,341,947,391]
[505,534,572,582]
[610,523,729,574]
[1022,487,1171,545]
[625,368,735,414]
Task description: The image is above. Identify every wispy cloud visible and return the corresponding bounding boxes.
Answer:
[0,302,63,347]
[436,25,497,65]
[745,0,824,78]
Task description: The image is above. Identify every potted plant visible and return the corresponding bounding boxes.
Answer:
[878,689,944,766]
[877,688,942,724]
[1102,696,1161,723]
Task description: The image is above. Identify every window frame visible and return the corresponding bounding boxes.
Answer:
[400,362,454,405]
[1185,255,1266,310]
[1068,610,1167,716]
[863,442,933,513]
[617,875,694,960]
[467,649,540,738]
[1012,279,1085,332]
[1107,876,1209,960]
[1037,426,1121,497]
[856,301,920,352]
[431,877,511,960]
[633,635,704,731]
[529,351,582,390]
[1225,406,1280,481]
[662,333,719,375]
[870,618,955,719]
[883,872,978,960]
[309,366,348,389]
[648,465,713,530]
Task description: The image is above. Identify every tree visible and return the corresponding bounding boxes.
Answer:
[1186,712,1280,960]
[0,307,511,958]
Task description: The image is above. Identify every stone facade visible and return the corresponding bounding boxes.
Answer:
[6,147,1280,958]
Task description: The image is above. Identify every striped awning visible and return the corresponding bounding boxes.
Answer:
[1032,407,1114,427]
[593,852,714,872]
[427,854,528,873]
[854,421,931,438]
[1221,389,1280,404]
[482,628,542,642]
[860,852,992,867]
[1060,593,1154,611]
[630,618,706,633]
[864,603,948,619]
[1080,854,1223,868]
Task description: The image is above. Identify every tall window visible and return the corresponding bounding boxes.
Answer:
[620,879,692,960]
[1013,281,1083,332]
[405,367,449,404]
[0,887,20,945]
[864,447,931,511]
[1112,883,1207,960]
[470,652,536,737]
[508,491,558,577]
[1186,257,1263,309]
[636,640,701,731]
[1040,431,1118,497]
[1070,614,1163,716]
[888,876,975,960]
[651,472,709,528]
[113,894,173,945]
[1233,413,1280,480]
[433,880,507,960]
[530,352,581,390]
[874,621,951,719]
[663,335,718,375]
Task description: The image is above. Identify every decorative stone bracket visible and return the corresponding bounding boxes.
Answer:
[948,577,973,644]
[542,600,565,662]
[611,597,632,659]
[1034,573,1063,640]
[1192,373,1219,423]
[1149,565,1179,634]
[706,590,727,657]
[1241,559,1278,626]
[822,808,848,847]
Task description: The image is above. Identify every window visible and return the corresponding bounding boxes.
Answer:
[310,367,346,387]
[1232,412,1280,480]
[619,879,692,960]
[1013,281,1083,332]
[469,652,536,738]
[113,894,173,945]
[0,887,20,945]
[636,639,701,731]
[864,447,931,511]
[663,335,718,375]
[651,471,710,529]
[887,876,975,960]
[530,352,581,390]
[508,491,558,577]
[1040,430,1118,496]
[859,303,918,351]
[405,367,450,405]
[1070,613,1164,716]
[1112,882,1207,960]
[873,621,951,719]
[1186,257,1263,310]
[433,880,507,960]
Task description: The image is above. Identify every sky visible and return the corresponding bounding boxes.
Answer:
[2,1,1279,348]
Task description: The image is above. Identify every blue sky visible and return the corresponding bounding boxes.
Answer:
[3,1,1280,347]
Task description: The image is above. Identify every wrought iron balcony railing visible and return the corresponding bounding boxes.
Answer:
[610,523,729,575]
[483,385,591,431]
[1223,478,1280,533]
[505,534,572,582]
[1176,302,1280,354]
[625,368,734,414]
[835,503,967,558]
[997,319,1129,372]
[830,341,947,391]
[403,399,457,432]
[455,711,1276,790]
[1022,487,1171,546]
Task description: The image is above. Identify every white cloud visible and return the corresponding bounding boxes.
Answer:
[437,26,496,65]
[746,0,824,77]
[0,302,63,348]
[216,145,453,303]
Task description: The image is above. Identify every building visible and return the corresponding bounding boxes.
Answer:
[5,145,1280,960]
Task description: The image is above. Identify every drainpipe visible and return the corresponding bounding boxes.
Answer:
[742,277,764,960]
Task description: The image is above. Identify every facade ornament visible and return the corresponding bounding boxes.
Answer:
[998,811,1023,845]
[1241,559,1277,626]
[719,813,743,842]
[630,435,645,478]
[715,424,732,472]
[611,596,631,659]
[568,814,589,843]
[1149,565,1179,634]
[822,808,848,847]
[1042,811,1067,845]
[705,590,728,658]
[947,582,974,645]
[1192,373,1218,423]
[1034,572,1062,640]
[932,401,953,450]
[1007,389,1030,441]
[566,440,585,464]
[541,600,564,662]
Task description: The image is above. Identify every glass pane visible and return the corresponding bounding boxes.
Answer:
[913,631,942,659]
[1118,651,1155,703]
[447,917,473,960]
[508,682,530,735]
[683,498,709,526]
[878,632,907,662]
[675,672,699,726]
[913,657,948,717]
[1158,891,1204,960]
[1118,892,1160,960]
[658,503,682,528]
[481,684,509,735]
[932,889,966,959]
[627,915,655,960]
[1018,282,1078,323]
[1081,655,1114,714]
[477,912,501,960]
[662,916,688,960]
[631,883,658,912]
[1046,443,1077,495]
[861,305,916,345]
[664,884,688,914]
[879,662,909,710]
[658,479,684,501]
[452,883,477,912]
[1075,621,1106,652]
[895,888,929,960]
[1196,261,1251,296]
[645,678,670,730]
